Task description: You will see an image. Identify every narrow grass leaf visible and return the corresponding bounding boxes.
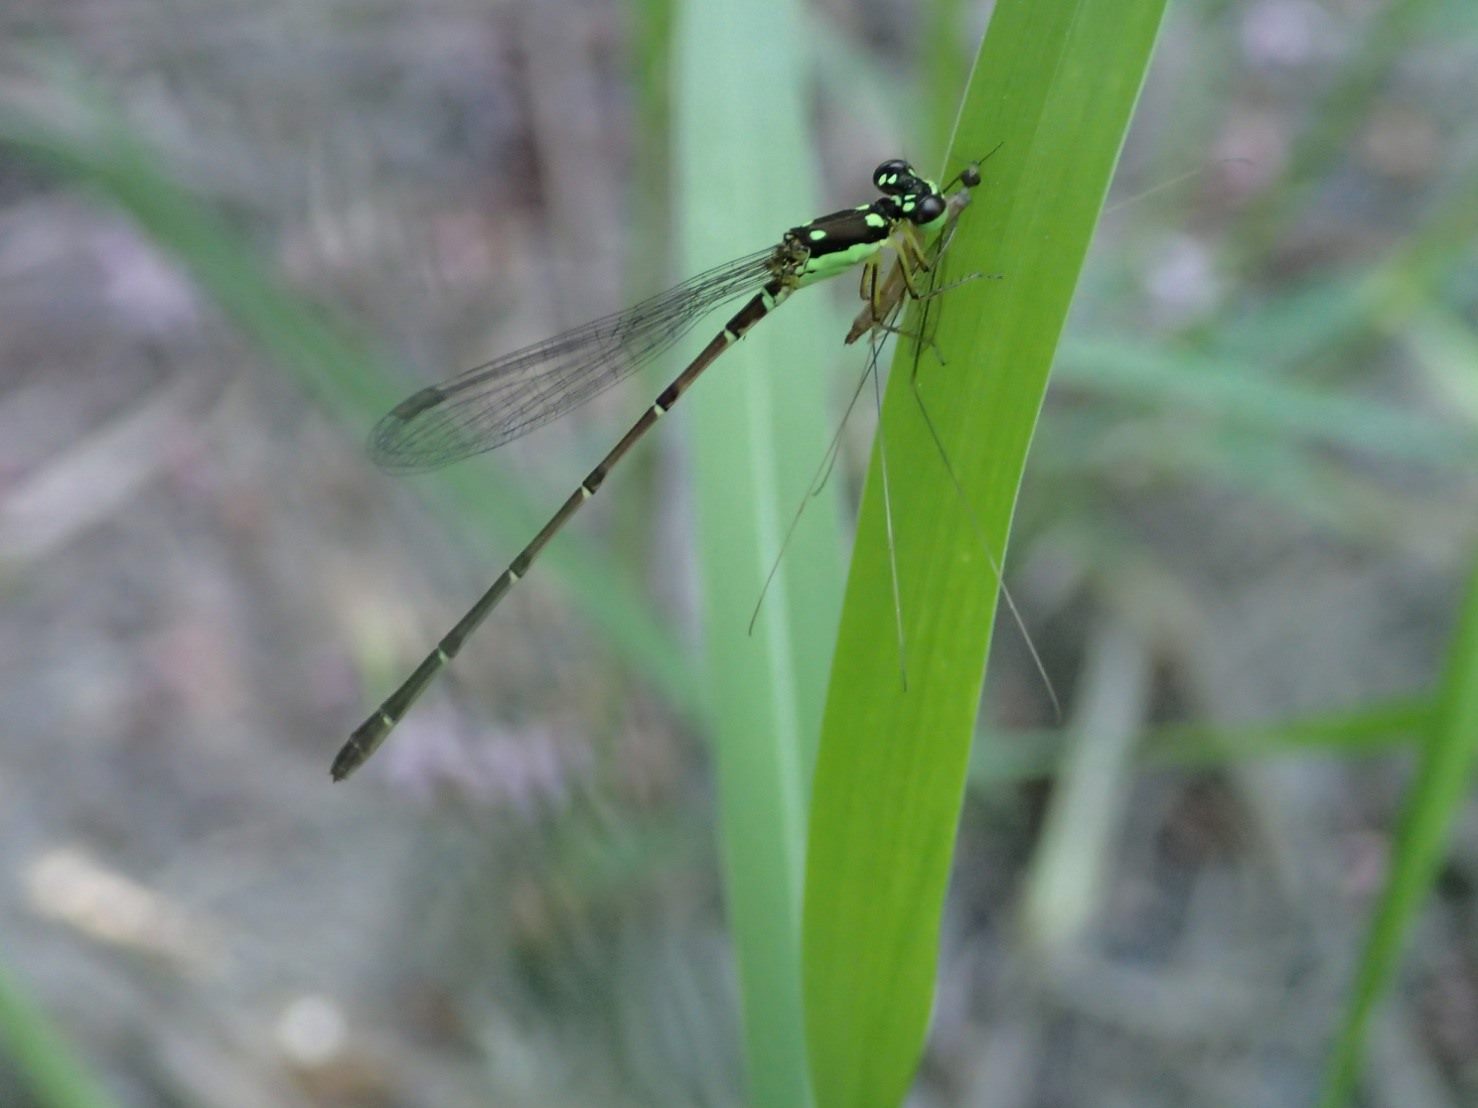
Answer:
[675,1,845,1104]
[1319,558,1478,1106]
[972,696,1433,784]
[803,2,1169,1104]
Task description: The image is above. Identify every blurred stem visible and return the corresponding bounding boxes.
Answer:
[618,0,677,611]
[674,0,844,1104]
[972,695,1433,784]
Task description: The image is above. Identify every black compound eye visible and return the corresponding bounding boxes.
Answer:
[960,165,982,188]
[873,158,916,194]
[910,194,946,224]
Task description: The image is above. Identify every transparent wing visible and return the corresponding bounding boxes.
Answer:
[370,247,781,472]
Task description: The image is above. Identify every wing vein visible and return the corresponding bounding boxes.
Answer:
[370,247,781,472]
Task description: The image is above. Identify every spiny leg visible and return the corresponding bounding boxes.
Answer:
[747,356,879,635]
[902,365,1061,720]
[871,351,909,690]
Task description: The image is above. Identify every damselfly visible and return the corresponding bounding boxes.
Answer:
[333,157,985,781]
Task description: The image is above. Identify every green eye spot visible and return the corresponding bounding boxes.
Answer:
[808,229,827,241]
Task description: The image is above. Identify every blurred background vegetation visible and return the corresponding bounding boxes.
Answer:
[0,0,1476,1105]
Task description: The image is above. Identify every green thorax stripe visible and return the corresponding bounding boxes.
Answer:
[787,180,950,288]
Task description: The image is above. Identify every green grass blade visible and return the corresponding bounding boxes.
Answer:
[1054,337,1478,468]
[0,958,118,1108]
[1318,559,1478,1106]
[802,2,1169,1104]
[674,2,844,1105]
[972,696,1432,783]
